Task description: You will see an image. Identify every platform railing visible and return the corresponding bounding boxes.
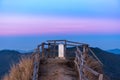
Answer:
[74,47,103,80]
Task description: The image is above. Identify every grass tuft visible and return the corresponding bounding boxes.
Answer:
[3,57,34,80]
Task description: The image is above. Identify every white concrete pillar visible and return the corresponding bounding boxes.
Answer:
[58,44,65,59]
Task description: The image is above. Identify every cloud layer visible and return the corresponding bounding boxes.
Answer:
[0,15,120,36]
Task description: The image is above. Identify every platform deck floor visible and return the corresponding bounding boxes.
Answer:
[39,58,78,80]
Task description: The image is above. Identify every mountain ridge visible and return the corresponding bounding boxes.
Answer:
[107,49,120,54]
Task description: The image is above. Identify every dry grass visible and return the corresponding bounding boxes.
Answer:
[84,55,105,80]
[3,57,34,80]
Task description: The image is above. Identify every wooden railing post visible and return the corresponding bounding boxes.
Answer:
[48,43,51,57]
[64,40,67,58]
[99,74,103,80]
[76,47,85,80]
[83,44,89,59]
[32,47,40,80]
[42,43,45,58]
[53,41,56,57]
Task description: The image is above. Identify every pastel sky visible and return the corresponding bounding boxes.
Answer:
[0,0,120,50]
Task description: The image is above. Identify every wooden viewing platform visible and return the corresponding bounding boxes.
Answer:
[32,40,104,80]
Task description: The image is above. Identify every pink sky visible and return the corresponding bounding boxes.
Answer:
[0,15,120,36]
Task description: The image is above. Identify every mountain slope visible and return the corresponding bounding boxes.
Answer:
[0,50,23,79]
[91,48,120,80]
[107,49,120,54]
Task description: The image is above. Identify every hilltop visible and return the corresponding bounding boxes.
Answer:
[0,48,120,80]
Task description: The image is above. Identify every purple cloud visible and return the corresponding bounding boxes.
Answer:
[0,15,120,36]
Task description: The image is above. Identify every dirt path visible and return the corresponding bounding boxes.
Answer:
[39,58,78,80]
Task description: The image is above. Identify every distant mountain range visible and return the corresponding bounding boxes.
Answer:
[107,49,120,54]
[0,49,34,54]
[0,48,120,80]
[16,49,34,53]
